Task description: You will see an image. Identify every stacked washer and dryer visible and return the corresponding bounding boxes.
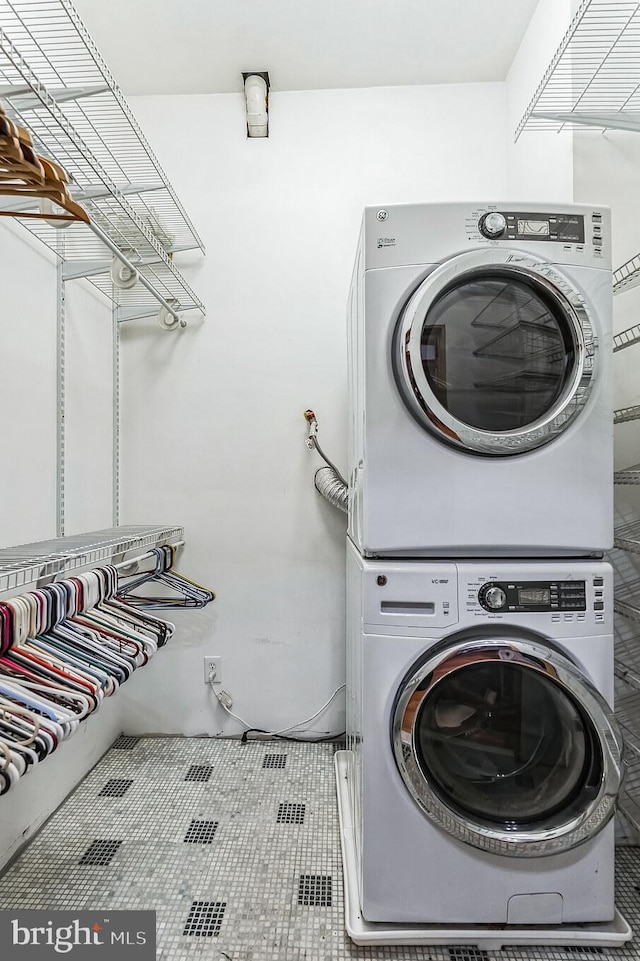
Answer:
[341,203,629,944]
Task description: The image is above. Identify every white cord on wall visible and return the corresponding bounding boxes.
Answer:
[208,680,346,741]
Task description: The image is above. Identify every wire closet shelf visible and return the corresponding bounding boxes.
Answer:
[0,0,205,322]
[515,0,640,302]
[0,525,184,593]
[516,0,640,140]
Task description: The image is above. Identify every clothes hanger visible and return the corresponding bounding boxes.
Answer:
[0,108,89,224]
[0,561,182,792]
[118,547,215,610]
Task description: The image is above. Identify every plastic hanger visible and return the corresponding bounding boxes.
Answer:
[118,547,215,610]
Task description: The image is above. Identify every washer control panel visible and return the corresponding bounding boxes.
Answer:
[478,580,586,613]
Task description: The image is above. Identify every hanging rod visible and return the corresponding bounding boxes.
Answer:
[113,540,185,573]
[89,221,180,323]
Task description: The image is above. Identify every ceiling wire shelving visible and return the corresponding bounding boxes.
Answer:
[0,525,184,593]
[516,0,640,297]
[0,0,205,324]
[516,0,640,141]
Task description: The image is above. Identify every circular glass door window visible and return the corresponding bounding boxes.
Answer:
[414,659,601,826]
[420,272,575,433]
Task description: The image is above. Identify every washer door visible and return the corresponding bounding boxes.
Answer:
[391,636,623,857]
[394,249,597,455]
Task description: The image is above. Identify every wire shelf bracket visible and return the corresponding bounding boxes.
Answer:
[528,110,640,134]
[0,80,109,106]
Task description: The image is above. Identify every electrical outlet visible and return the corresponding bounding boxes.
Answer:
[204,656,222,684]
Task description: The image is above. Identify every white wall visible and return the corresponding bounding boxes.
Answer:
[0,221,58,545]
[0,220,114,541]
[117,81,507,737]
[64,281,114,534]
[0,218,119,869]
[506,0,573,201]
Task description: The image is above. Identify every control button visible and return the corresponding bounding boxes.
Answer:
[479,584,507,610]
[594,601,604,611]
[594,577,604,586]
[478,212,507,239]
[593,237,603,246]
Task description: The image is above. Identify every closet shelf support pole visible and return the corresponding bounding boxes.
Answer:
[56,247,66,537]
[113,303,120,527]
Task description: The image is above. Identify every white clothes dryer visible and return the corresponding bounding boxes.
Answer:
[347,202,613,557]
[346,540,624,925]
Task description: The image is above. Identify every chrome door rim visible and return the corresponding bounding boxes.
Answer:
[395,249,597,455]
[391,636,623,858]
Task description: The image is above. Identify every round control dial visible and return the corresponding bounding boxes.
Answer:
[478,583,507,611]
[478,212,507,239]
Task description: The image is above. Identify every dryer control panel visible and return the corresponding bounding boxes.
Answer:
[477,210,586,244]
[478,580,586,613]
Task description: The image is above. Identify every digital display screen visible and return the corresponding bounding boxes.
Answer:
[518,588,551,606]
[518,220,550,237]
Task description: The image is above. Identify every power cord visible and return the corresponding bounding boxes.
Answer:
[208,680,346,743]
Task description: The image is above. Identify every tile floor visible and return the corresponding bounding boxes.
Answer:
[0,736,638,961]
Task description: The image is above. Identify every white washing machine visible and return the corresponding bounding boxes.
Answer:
[347,202,613,557]
[346,540,624,925]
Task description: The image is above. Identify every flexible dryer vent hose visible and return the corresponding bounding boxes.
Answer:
[314,467,348,514]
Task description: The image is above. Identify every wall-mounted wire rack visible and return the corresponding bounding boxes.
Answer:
[0,0,205,324]
[616,632,640,689]
[516,0,640,140]
[515,0,640,299]
[613,322,640,353]
[613,255,640,297]
[0,525,184,593]
[614,405,640,424]
[614,674,640,830]
[615,465,640,485]
[614,520,640,552]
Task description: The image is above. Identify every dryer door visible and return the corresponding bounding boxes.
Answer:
[394,249,597,455]
[391,636,623,857]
